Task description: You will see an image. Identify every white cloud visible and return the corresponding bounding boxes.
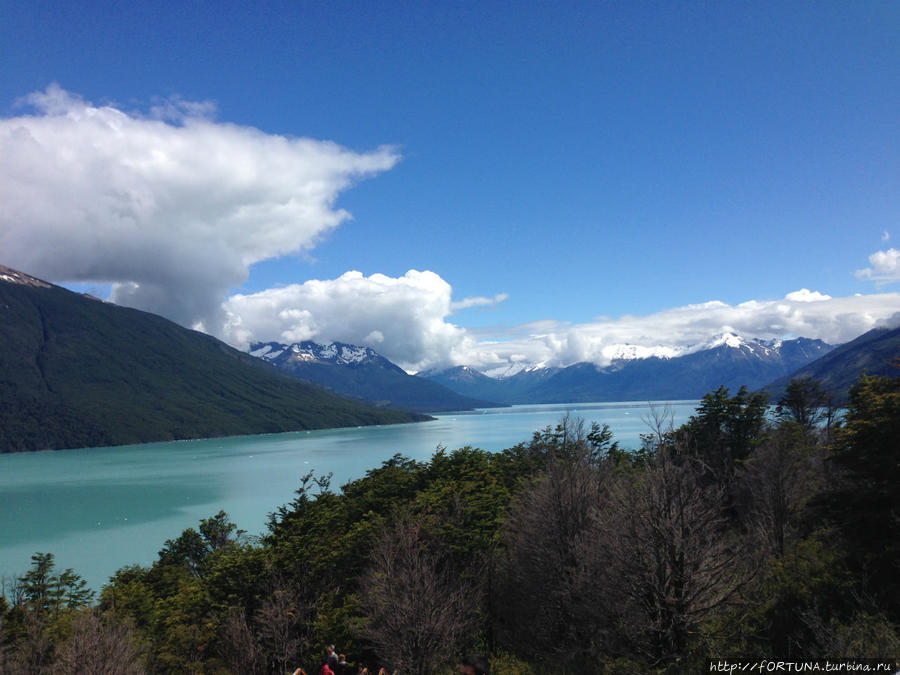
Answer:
[148,94,218,123]
[856,248,900,285]
[223,270,479,372]
[784,289,832,302]
[450,293,509,312]
[876,312,900,330]
[223,270,900,373]
[457,291,900,370]
[882,230,890,242]
[0,84,399,329]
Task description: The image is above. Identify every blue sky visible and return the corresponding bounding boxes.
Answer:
[1,1,898,371]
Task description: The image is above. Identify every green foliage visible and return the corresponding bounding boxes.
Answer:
[99,566,158,633]
[681,385,769,471]
[826,375,900,619]
[18,553,94,618]
[489,652,538,675]
[519,413,621,466]
[741,535,857,659]
[158,510,246,579]
[415,446,511,558]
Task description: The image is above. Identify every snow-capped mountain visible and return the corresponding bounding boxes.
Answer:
[481,361,552,379]
[249,341,503,412]
[252,341,381,367]
[418,335,836,404]
[602,343,687,362]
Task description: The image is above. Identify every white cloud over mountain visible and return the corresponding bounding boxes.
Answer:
[0,84,399,330]
[223,270,900,372]
[224,270,479,371]
[462,291,900,372]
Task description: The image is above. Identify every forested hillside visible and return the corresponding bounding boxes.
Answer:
[0,265,426,453]
[1,375,898,673]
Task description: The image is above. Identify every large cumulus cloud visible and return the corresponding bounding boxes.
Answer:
[223,270,482,372]
[0,84,399,329]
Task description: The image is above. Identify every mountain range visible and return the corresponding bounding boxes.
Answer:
[249,340,500,412]
[254,330,887,409]
[419,335,836,404]
[4,260,897,454]
[0,265,427,453]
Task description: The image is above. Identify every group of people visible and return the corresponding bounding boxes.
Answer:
[291,645,490,675]
[290,645,353,675]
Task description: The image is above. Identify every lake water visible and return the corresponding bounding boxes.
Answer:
[0,400,697,592]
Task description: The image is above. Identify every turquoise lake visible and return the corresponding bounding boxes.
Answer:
[0,400,698,592]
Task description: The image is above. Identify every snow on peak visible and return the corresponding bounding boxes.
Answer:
[249,344,274,358]
[481,360,551,379]
[250,343,286,360]
[268,340,375,365]
[483,363,524,379]
[338,344,372,364]
[705,333,747,349]
[697,333,795,356]
[602,343,684,361]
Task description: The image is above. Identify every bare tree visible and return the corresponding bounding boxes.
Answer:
[641,401,675,453]
[357,515,477,675]
[737,425,822,557]
[217,571,314,675]
[600,451,757,665]
[255,585,308,675]
[801,607,900,661]
[5,610,51,675]
[0,611,8,674]
[53,610,147,675]
[220,608,265,675]
[494,456,613,668]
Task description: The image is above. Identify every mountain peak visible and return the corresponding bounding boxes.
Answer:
[602,343,685,362]
[704,332,748,350]
[252,340,379,366]
[248,341,501,412]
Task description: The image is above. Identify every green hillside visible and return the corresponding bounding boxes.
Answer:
[0,266,428,452]
[766,324,900,402]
